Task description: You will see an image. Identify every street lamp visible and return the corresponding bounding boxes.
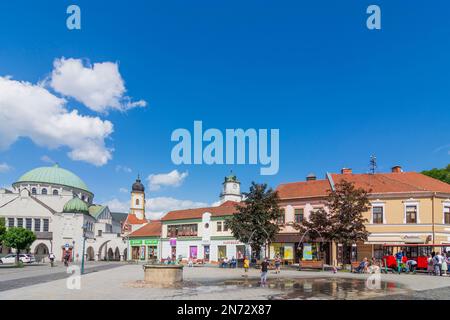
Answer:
[81,223,87,275]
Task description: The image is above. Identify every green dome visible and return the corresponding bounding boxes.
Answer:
[15,164,90,193]
[63,197,89,214]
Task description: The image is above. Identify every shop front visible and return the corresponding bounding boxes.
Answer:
[129,238,160,262]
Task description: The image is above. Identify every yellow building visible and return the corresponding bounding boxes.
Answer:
[275,166,450,266]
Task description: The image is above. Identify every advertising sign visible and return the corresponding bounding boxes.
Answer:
[303,243,313,260]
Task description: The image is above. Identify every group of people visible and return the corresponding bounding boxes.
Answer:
[219,256,238,268]
[354,257,383,274]
[427,252,449,276]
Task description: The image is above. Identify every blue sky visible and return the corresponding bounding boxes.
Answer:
[0,1,449,217]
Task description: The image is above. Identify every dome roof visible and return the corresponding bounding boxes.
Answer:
[15,164,90,193]
[63,197,89,214]
[132,176,145,192]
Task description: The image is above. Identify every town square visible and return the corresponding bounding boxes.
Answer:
[1,0,450,308]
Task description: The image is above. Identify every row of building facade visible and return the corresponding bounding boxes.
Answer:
[128,166,450,266]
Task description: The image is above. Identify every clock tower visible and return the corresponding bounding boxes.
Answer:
[130,175,145,220]
[220,172,242,203]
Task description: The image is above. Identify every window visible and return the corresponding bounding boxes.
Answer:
[17,218,23,228]
[373,245,384,259]
[8,218,14,227]
[167,224,198,237]
[277,209,285,225]
[223,221,229,232]
[31,188,37,195]
[444,206,450,224]
[218,246,227,259]
[53,189,58,195]
[372,206,384,224]
[294,209,304,224]
[81,195,85,201]
[217,221,222,232]
[136,199,140,206]
[43,219,49,232]
[406,205,417,224]
[41,188,47,195]
[34,219,41,232]
[98,230,103,237]
[26,218,32,230]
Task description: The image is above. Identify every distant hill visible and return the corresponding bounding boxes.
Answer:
[422,164,450,184]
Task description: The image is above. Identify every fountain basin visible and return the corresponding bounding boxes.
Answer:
[143,264,184,285]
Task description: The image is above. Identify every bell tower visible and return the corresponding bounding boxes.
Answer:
[220,172,242,204]
[130,175,145,220]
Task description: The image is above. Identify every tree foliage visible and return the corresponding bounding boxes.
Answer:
[0,217,6,244]
[3,227,36,265]
[294,180,370,244]
[422,164,450,184]
[226,182,280,256]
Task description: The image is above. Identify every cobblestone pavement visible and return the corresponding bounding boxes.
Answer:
[1,264,450,300]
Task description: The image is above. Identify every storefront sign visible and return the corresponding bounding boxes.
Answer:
[303,243,313,260]
[130,239,143,246]
[223,240,241,245]
[144,239,158,245]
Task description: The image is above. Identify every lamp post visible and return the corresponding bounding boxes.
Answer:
[81,223,87,275]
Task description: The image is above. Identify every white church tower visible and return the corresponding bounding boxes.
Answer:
[220,172,242,204]
[130,175,145,220]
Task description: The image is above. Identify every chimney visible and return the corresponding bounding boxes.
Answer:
[391,165,402,173]
[341,168,352,175]
[306,173,317,181]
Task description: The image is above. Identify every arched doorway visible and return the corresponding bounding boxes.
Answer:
[114,247,120,261]
[87,247,95,261]
[123,248,128,261]
[34,243,49,262]
[107,248,114,261]
[98,241,110,261]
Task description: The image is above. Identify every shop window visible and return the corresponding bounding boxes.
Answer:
[217,221,222,232]
[218,245,227,259]
[372,206,383,224]
[41,188,47,195]
[277,209,285,225]
[373,245,384,259]
[294,209,304,224]
[406,205,417,224]
[444,206,450,224]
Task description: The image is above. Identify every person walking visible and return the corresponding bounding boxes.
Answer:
[274,254,282,274]
[395,250,404,274]
[427,254,434,275]
[49,252,55,267]
[260,258,269,285]
[442,253,448,276]
[433,252,443,276]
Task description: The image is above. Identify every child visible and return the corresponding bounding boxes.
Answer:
[243,256,250,273]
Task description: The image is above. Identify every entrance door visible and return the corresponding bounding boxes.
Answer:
[203,245,210,262]
[171,246,176,260]
[190,246,198,259]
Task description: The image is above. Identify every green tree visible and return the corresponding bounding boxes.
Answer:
[294,180,370,245]
[226,182,280,259]
[2,227,36,265]
[422,164,450,184]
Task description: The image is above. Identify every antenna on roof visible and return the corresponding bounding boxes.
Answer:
[369,155,377,174]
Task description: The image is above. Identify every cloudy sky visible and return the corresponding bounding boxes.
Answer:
[0,1,449,219]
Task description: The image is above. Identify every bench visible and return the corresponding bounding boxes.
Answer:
[299,260,324,270]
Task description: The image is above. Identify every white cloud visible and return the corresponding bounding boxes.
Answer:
[119,187,129,193]
[0,163,12,173]
[40,155,55,164]
[104,198,129,212]
[103,196,208,220]
[147,170,188,191]
[49,58,147,113]
[0,76,113,166]
[145,197,208,220]
[115,165,132,173]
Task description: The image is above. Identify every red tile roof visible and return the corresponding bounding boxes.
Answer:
[276,171,450,199]
[161,201,240,221]
[276,179,331,199]
[125,214,148,225]
[129,220,162,237]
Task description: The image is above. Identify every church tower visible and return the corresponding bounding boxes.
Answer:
[130,175,145,220]
[220,172,242,204]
